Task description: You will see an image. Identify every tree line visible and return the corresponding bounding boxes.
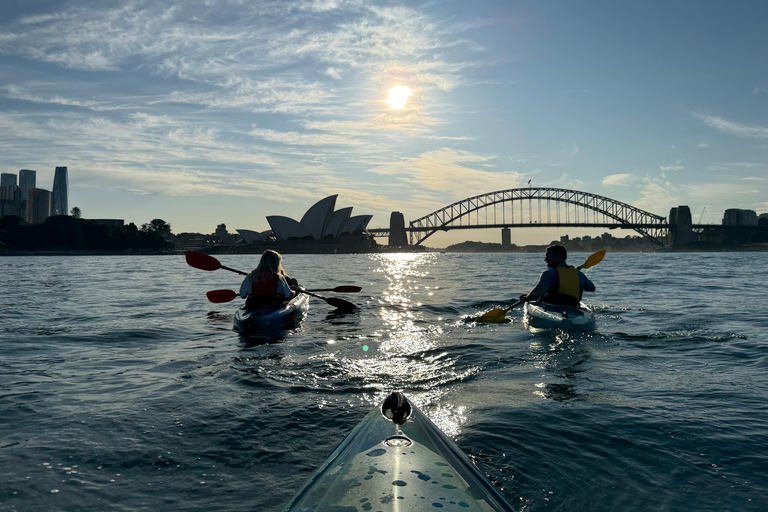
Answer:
[0,215,174,252]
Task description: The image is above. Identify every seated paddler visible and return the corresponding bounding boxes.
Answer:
[239,250,298,309]
[520,244,595,307]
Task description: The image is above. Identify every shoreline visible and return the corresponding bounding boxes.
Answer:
[2,245,768,256]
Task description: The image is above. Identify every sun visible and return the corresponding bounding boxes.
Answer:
[386,86,412,110]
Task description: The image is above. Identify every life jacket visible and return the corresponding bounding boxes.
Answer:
[543,266,582,307]
[245,273,281,308]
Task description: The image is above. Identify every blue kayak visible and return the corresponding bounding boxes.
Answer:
[233,293,310,335]
[282,392,515,512]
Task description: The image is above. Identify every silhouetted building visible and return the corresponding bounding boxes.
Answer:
[52,166,69,216]
[389,212,408,247]
[26,188,51,224]
[667,206,693,247]
[0,184,22,217]
[1,173,16,186]
[501,227,511,246]
[723,209,757,226]
[19,169,36,222]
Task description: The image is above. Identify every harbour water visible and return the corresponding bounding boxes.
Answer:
[1,252,767,511]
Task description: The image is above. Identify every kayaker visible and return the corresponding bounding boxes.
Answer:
[520,245,595,307]
[239,250,298,309]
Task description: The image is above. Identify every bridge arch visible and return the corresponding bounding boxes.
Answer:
[408,187,668,246]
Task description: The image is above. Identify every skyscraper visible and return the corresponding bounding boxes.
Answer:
[18,169,36,222]
[1,173,16,186]
[52,166,69,216]
[26,188,51,224]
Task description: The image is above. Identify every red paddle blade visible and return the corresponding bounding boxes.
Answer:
[326,297,357,310]
[186,251,221,272]
[206,289,238,303]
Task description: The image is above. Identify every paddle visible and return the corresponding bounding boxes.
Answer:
[293,287,358,311]
[304,286,361,293]
[206,286,361,304]
[474,249,607,323]
[185,250,247,276]
[473,300,524,324]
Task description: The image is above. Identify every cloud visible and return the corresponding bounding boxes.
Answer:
[696,114,768,139]
[633,176,678,215]
[659,159,684,172]
[696,142,710,148]
[250,127,365,146]
[602,173,633,187]
[369,147,524,198]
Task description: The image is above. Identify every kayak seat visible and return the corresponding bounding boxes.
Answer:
[381,391,412,425]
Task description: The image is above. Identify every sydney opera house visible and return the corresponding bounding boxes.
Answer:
[236,195,375,253]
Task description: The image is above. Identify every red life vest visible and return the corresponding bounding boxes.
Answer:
[245,273,282,309]
[251,273,279,296]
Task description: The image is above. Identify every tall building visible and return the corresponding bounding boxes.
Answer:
[26,188,51,224]
[19,169,36,222]
[52,166,69,216]
[0,184,21,217]
[1,173,16,186]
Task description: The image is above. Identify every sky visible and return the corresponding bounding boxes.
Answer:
[1,0,766,247]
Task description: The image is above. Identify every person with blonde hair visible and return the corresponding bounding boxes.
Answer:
[239,250,297,308]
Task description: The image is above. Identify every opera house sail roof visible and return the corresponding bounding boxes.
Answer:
[238,195,372,243]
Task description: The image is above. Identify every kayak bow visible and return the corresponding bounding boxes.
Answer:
[282,392,514,512]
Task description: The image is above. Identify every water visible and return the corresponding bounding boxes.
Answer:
[1,252,767,511]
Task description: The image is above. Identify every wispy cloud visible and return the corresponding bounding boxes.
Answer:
[659,160,684,172]
[696,114,768,139]
[602,173,633,187]
[369,147,523,198]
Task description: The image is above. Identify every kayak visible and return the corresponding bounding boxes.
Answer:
[233,293,310,335]
[523,301,595,331]
[282,392,515,512]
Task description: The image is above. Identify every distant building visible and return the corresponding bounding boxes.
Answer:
[667,206,694,247]
[723,209,757,226]
[26,188,51,224]
[19,169,37,222]
[501,227,511,247]
[52,166,69,216]
[0,184,22,217]
[1,173,16,186]
[389,212,408,247]
[251,195,372,241]
[236,229,273,244]
[215,223,231,243]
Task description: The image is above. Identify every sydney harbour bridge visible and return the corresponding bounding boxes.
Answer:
[367,187,672,247]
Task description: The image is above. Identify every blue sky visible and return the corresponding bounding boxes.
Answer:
[1,0,766,247]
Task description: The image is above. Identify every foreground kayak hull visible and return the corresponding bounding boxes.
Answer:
[233,293,310,335]
[282,392,514,512]
[523,301,595,332]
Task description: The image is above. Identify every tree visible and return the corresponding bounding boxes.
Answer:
[141,219,172,237]
[70,207,81,219]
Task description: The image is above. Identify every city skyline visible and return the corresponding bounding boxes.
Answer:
[1,1,767,247]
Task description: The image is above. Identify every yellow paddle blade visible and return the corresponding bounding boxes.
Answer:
[474,308,508,323]
[580,249,606,270]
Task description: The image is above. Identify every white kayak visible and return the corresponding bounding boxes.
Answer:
[233,293,310,335]
[523,301,596,331]
[282,392,514,512]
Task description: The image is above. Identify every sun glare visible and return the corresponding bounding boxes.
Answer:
[386,86,412,110]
